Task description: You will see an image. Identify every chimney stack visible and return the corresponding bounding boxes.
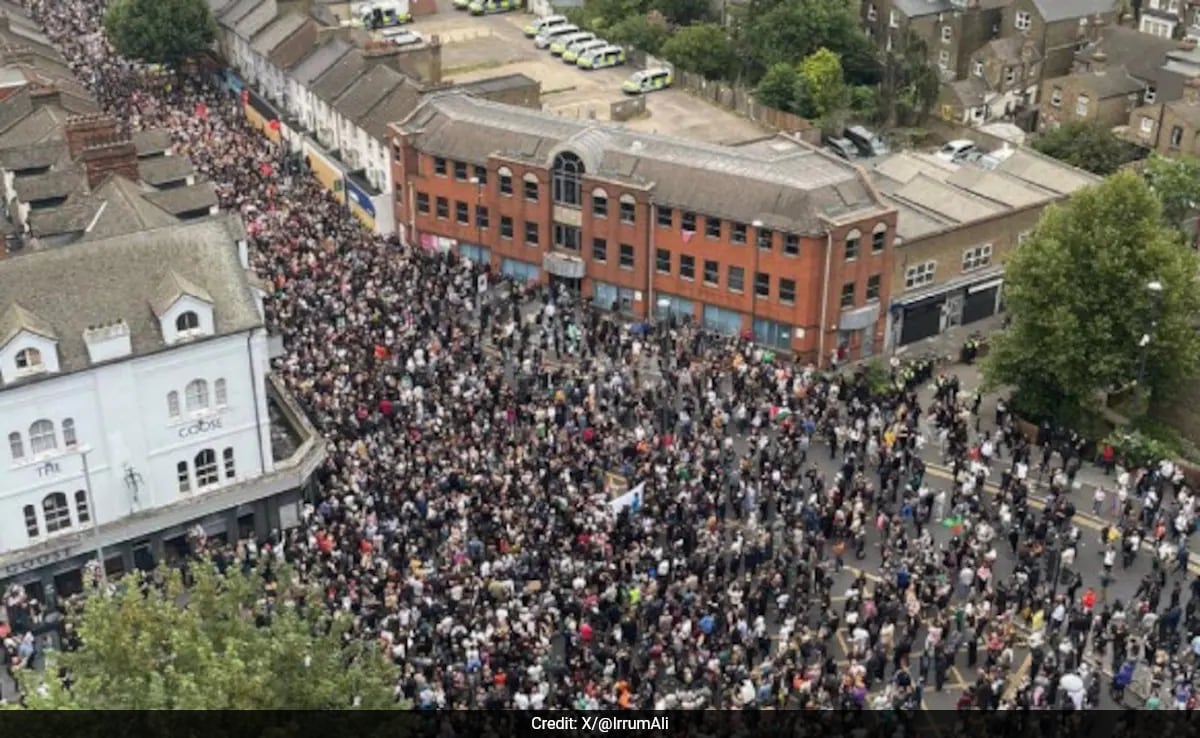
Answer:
[65,113,119,159]
[1186,76,1200,104]
[28,84,60,110]
[1091,51,1107,74]
[79,136,139,188]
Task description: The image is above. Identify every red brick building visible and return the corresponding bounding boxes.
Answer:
[389,93,897,365]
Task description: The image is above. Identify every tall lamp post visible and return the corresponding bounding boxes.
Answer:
[750,219,764,341]
[1135,279,1164,415]
[77,445,108,585]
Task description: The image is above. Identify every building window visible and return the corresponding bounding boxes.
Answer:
[175,311,201,334]
[433,156,447,176]
[941,25,951,43]
[619,196,636,224]
[29,419,56,454]
[1145,86,1157,105]
[728,265,745,292]
[195,449,219,488]
[656,248,671,273]
[223,448,236,479]
[592,189,608,218]
[456,201,469,224]
[757,227,774,251]
[416,192,430,214]
[178,461,191,493]
[593,237,608,262]
[1015,10,1030,30]
[75,489,90,524]
[703,260,719,286]
[15,347,42,371]
[732,222,747,244]
[552,152,584,206]
[454,161,468,181]
[680,254,695,280]
[214,379,227,407]
[474,165,488,185]
[500,216,514,239]
[1171,125,1184,147]
[963,243,993,271]
[523,174,539,202]
[905,261,937,289]
[784,234,799,256]
[619,244,635,269]
[840,281,856,308]
[938,50,950,70]
[1004,67,1016,85]
[9,431,23,460]
[168,390,180,418]
[866,274,881,301]
[476,205,490,229]
[1075,94,1089,117]
[43,492,70,533]
[23,504,38,538]
[499,168,513,196]
[656,205,673,228]
[553,223,582,251]
[62,418,76,447]
[681,211,696,231]
[845,230,861,260]
[1050,87,1062,107]
[755,272,770,299]
[973,59,983,77]
[705,216,721,239]
[1141,116,1155,134]
[779,278,796,304]
[524,221,539,247]
[872,224,887,253]
[435,196,449,219]
[185,379,209,411]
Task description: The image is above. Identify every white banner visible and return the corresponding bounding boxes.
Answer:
[609,481,645,516]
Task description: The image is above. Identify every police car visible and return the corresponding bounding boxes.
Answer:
[562,37,606,64]
[469,0,518,14]
[523,13,567,37]
[534,23,579,48]
[358,0,411,27]
[549,31,595,56]
[621,67,672,94]
[380,27,422,46]
[576,44,626,70]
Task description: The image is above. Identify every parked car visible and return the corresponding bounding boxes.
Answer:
[621,67,672,94]
[823,136,858,161]
[844,125,889,157]
[935,139,977,162]
[523,13,567,36]
[562,37,606,64]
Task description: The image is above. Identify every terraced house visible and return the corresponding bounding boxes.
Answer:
[390,93,898,364]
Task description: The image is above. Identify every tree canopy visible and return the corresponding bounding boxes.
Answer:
[1144,153,1200,234]
[983,171,1200,422]
[1032,120,1137,175]
[18,561,403,709]
[103,0,216,67]
[660,23,735,81]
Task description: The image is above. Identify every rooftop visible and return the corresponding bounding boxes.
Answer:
[0,216,261,378]
[289,38,351,86]
[1031,0,1119,22]
[251,11,308,58]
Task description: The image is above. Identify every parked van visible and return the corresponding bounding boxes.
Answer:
[468,0,519,14]
[524,13,567,37]
[844,125,889,157]
[577,44,626,69]
[534,23,579,49]
[621,67,672,94]
[550,31,595,56]
[359,0,411,27]
[562,37,606,64]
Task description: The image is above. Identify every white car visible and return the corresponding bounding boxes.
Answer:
[936,139,977,162]
[380,27,422,46]
[534,23,579,49]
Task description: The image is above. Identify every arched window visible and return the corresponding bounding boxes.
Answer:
[23,505,38,538]
[195,449,219,488]
[62,418,76,447]
[75,489,90,524]
[176,311,200,332]
[223,447,236,479]
[844,228,862,260]
[42,492,70,533]
[9,431,23,460]
[523,172,540,202]
[497,166,513,196]
[15,347,42,371]
[591,187,608,217]
[872,222,888,253]
[177,461,191,493]
[215,378,228,406]
[168,390,181,418]
[552,151,584,206]
[29,419,56,454]
[185,379,209,411]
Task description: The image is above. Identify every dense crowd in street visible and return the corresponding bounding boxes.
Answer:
[11,0,1200,710]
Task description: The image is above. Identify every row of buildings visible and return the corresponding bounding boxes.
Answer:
[0,1,325,630]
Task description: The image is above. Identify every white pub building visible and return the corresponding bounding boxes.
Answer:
[0,215,325,616]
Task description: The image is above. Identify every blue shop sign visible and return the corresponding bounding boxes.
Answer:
[225,69,246,94]
[344,178,376,218]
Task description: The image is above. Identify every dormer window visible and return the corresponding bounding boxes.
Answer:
[176,311,200,333]
[15,347,42,372]
[151,271,215,345]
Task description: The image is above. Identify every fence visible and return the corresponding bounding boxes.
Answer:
[673,69,819,142]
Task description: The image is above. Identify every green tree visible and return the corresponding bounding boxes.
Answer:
[755,62,800,111]
[878,35,939,127]
[650,0,711,26]
[19,561,403,709]
[983,171,1200,422]
[797,47,849,118]
[1144,153,1200,233]
[1032,120,1134,175]
[660,23,735,80]
[602,13,669,53]
[738,0,868,83]
[103,0,216,67]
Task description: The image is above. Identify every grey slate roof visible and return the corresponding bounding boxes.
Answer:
[80,175,180,240]
[892,0,953,18]
[402,93,887,232]
[13,169,83,201]
[132,129,173,157]
[979,37,1042,65]
[0,216,261,377]
[1079,26,1179,83]
[334,65,404,126]
[251,12,307,57]
[151,270,214,316]
[310,50,365,105]
[141,181,219,214]
[0,302,56,347]
[291,38,351,86]
[0,139,66,170]
[359,78,423,140]
[1073,66,1146,98]
[137,155,195,186]
[1031,0,1118,22]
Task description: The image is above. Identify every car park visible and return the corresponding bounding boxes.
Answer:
[844,125,888,157]
[621,67,672,94]
[562,37,607,64]
[550,31,595,56]
[936,139,978,162]
[523,13,567,36]
[534,23,580,49]
[576,44,626,69]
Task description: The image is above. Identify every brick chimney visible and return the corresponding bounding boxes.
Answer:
[79,136,139,188]
[28,83,60,110]
[65,113,119,159]
[1186,76,1200,104]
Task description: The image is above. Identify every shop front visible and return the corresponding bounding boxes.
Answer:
[543,252,586,297]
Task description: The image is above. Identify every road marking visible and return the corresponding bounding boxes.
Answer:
[1003,651,1032,702]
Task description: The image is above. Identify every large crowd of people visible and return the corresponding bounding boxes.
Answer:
[8,0,1200,711]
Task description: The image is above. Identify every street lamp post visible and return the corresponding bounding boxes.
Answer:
[1135,280,1164,416]
[750,219,764,341]
[78,445,108,586]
